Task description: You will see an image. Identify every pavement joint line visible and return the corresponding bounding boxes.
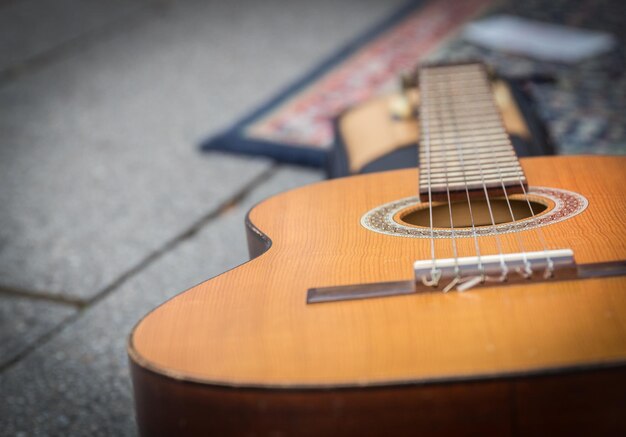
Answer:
[0,285,84,308]
[81,162,280,309]
[0,0,172,87]
[0,162,280,375]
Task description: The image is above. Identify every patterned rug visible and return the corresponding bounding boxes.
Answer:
[202,0,626,166]
[201,0,493,166]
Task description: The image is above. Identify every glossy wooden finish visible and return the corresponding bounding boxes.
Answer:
[130,156,626,391]
[131,361,626,436]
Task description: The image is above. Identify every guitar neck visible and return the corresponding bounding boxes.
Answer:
[418,63,527,202]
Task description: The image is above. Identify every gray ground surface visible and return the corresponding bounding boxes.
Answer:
[0,0,404,434]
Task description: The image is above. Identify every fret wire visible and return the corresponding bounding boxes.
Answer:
[427,135,512,143]
[444,168,526,180]
[422,152,519,168]
[425,174,526,184]
[423,167,524,177]
[423,171,523,178]
[425,95,496,103]
[424,177,526,185]
[426,155,516,164]
[424,147,516,156]
[427,122,504,131]
[423,72,487,78]
[425,95,497,102]
[422,152,514,161]
[424,91,493,99]
[425,113,502,123]
[430,74,488,80]
[422,167,523,176]
[427,101,496,109]
[424,143,513,152]
[425,127,507,136]
[424,76,487,84]
[425,170,524,177]
[423,81,487,88]
[423,166,524,174]
[424,90,494,99]
[431,127,507,134]
[423,151,519,158]
[426,147,513,156]
[428,135,509,145]
[423,63,483,71]
[425,95,497,103]
[428,103,499,111]
[422,72,486,80]
[425,159,521,169]
[422,75,487,83]
[428,179,526,191]
[424,106,500,116]
[423,67,484,75]
[421,167,524,177]
[427,117,503,123]
[423,80,490,88]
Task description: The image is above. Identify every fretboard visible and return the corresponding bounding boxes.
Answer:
[418,63,527,202]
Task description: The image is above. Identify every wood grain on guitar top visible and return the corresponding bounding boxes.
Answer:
[129,156,626,388]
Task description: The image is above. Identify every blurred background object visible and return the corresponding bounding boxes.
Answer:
[463,15,617,63]
[203,0,625,166]
[430,0,626,155]
[0,0,624,435]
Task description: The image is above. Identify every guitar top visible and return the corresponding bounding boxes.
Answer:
[128,64,626,436]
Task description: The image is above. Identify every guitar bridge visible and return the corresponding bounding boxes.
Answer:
[306,249,626,304]
[414,249,577,292]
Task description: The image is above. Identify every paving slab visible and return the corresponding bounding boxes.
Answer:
[0,0,405,301]
[0,165,322,437]
[0,294,76,368]
[0,0,149,73]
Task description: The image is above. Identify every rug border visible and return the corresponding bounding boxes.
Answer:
[200,0,426,167]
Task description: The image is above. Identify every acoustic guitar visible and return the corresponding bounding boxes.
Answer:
[128,63,626,436]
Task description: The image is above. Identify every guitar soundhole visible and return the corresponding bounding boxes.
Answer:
[399,198,548,229]
[361,187,588,239]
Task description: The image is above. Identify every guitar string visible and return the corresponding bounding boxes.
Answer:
[421,64,541,287]
[431,65,531,278]
[516,179,554,278]
[476,68,554,277]
[432,72,461,292]
[420,68,442,287]
[476,72,532,278]
[495,159,533,278]
[421,65,505,289]
[440,70,486,291]
[465,69,513,282]
[444,69,509,288]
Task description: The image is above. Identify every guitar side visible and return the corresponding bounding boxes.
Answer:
[129,156,626,436]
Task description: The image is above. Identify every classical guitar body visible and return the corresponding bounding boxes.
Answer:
[130,156,626,436]
[129,64,626,436]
